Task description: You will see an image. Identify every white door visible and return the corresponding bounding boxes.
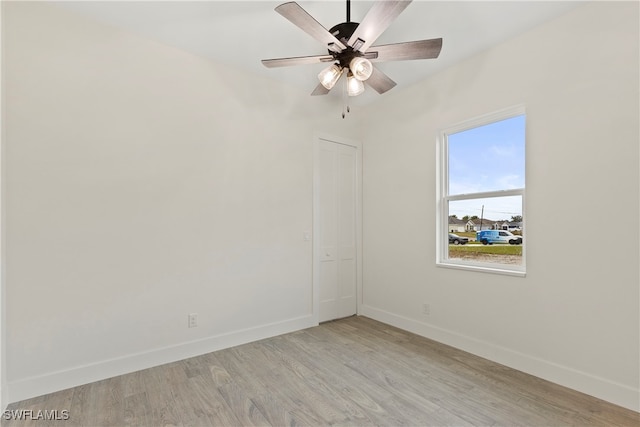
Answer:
[315,137,359,323]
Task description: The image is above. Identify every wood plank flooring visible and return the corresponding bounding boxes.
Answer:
[3,316,639,426]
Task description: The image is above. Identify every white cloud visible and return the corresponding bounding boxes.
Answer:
[490,144,516,157]
[496,174,522,189]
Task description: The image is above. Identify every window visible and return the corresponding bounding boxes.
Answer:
[437,106,526,275]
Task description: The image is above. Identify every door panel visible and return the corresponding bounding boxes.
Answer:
[337,144,357,319]
[319,258,338,319]
[317,139,358,322]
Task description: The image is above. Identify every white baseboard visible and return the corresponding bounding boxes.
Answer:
[360,304,640,413]
[7,314,316,405]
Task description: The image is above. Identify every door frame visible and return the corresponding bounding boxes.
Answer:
[312,133,362,324]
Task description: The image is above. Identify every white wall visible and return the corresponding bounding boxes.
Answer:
[0,0,6,410]
[3,2,359,403]
[360,1,639,411]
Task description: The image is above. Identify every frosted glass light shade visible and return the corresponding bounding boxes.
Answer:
[349,57,373,81]
[318,64,342,90]
[347,74,365,96]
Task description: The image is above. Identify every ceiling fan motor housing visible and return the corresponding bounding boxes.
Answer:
[328,22,364,68]
[329,22,359,44]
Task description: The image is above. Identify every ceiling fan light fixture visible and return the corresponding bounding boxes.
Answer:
[262,0,442,105]
[347,73,365,96]
[318,64,343,90]
[349,57,373,81]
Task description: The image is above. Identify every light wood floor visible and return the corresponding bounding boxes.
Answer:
[3,316,639,426]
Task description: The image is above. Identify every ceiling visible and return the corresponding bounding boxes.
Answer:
[56,1,582,106]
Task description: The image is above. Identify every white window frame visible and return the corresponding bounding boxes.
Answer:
[436,105,526,276]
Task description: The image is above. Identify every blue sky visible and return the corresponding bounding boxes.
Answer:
[448,115,525,221]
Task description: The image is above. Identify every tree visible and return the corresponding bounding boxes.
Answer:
[470,215,479,220]
[511,215,523,222]
[462,215,470,221]
[450,214,457,219]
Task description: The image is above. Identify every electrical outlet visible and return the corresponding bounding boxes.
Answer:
[188,313,198,328]
[422,304,431,316]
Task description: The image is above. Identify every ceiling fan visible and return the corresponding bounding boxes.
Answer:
[261,0,442,104]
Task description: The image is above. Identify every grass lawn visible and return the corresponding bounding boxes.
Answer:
[449,244,522,256]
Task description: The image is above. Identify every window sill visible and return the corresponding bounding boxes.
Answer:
[436,260,526,277]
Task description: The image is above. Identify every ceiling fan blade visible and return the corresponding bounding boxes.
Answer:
[275,2,347,52]
[262,55,334,68]
[347,0,412,53]
[311,83,330,96]
[366,67,397,94]
[369,38,443,62]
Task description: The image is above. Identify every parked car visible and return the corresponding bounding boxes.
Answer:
[476,230,522,245]
[448,233,469,245]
